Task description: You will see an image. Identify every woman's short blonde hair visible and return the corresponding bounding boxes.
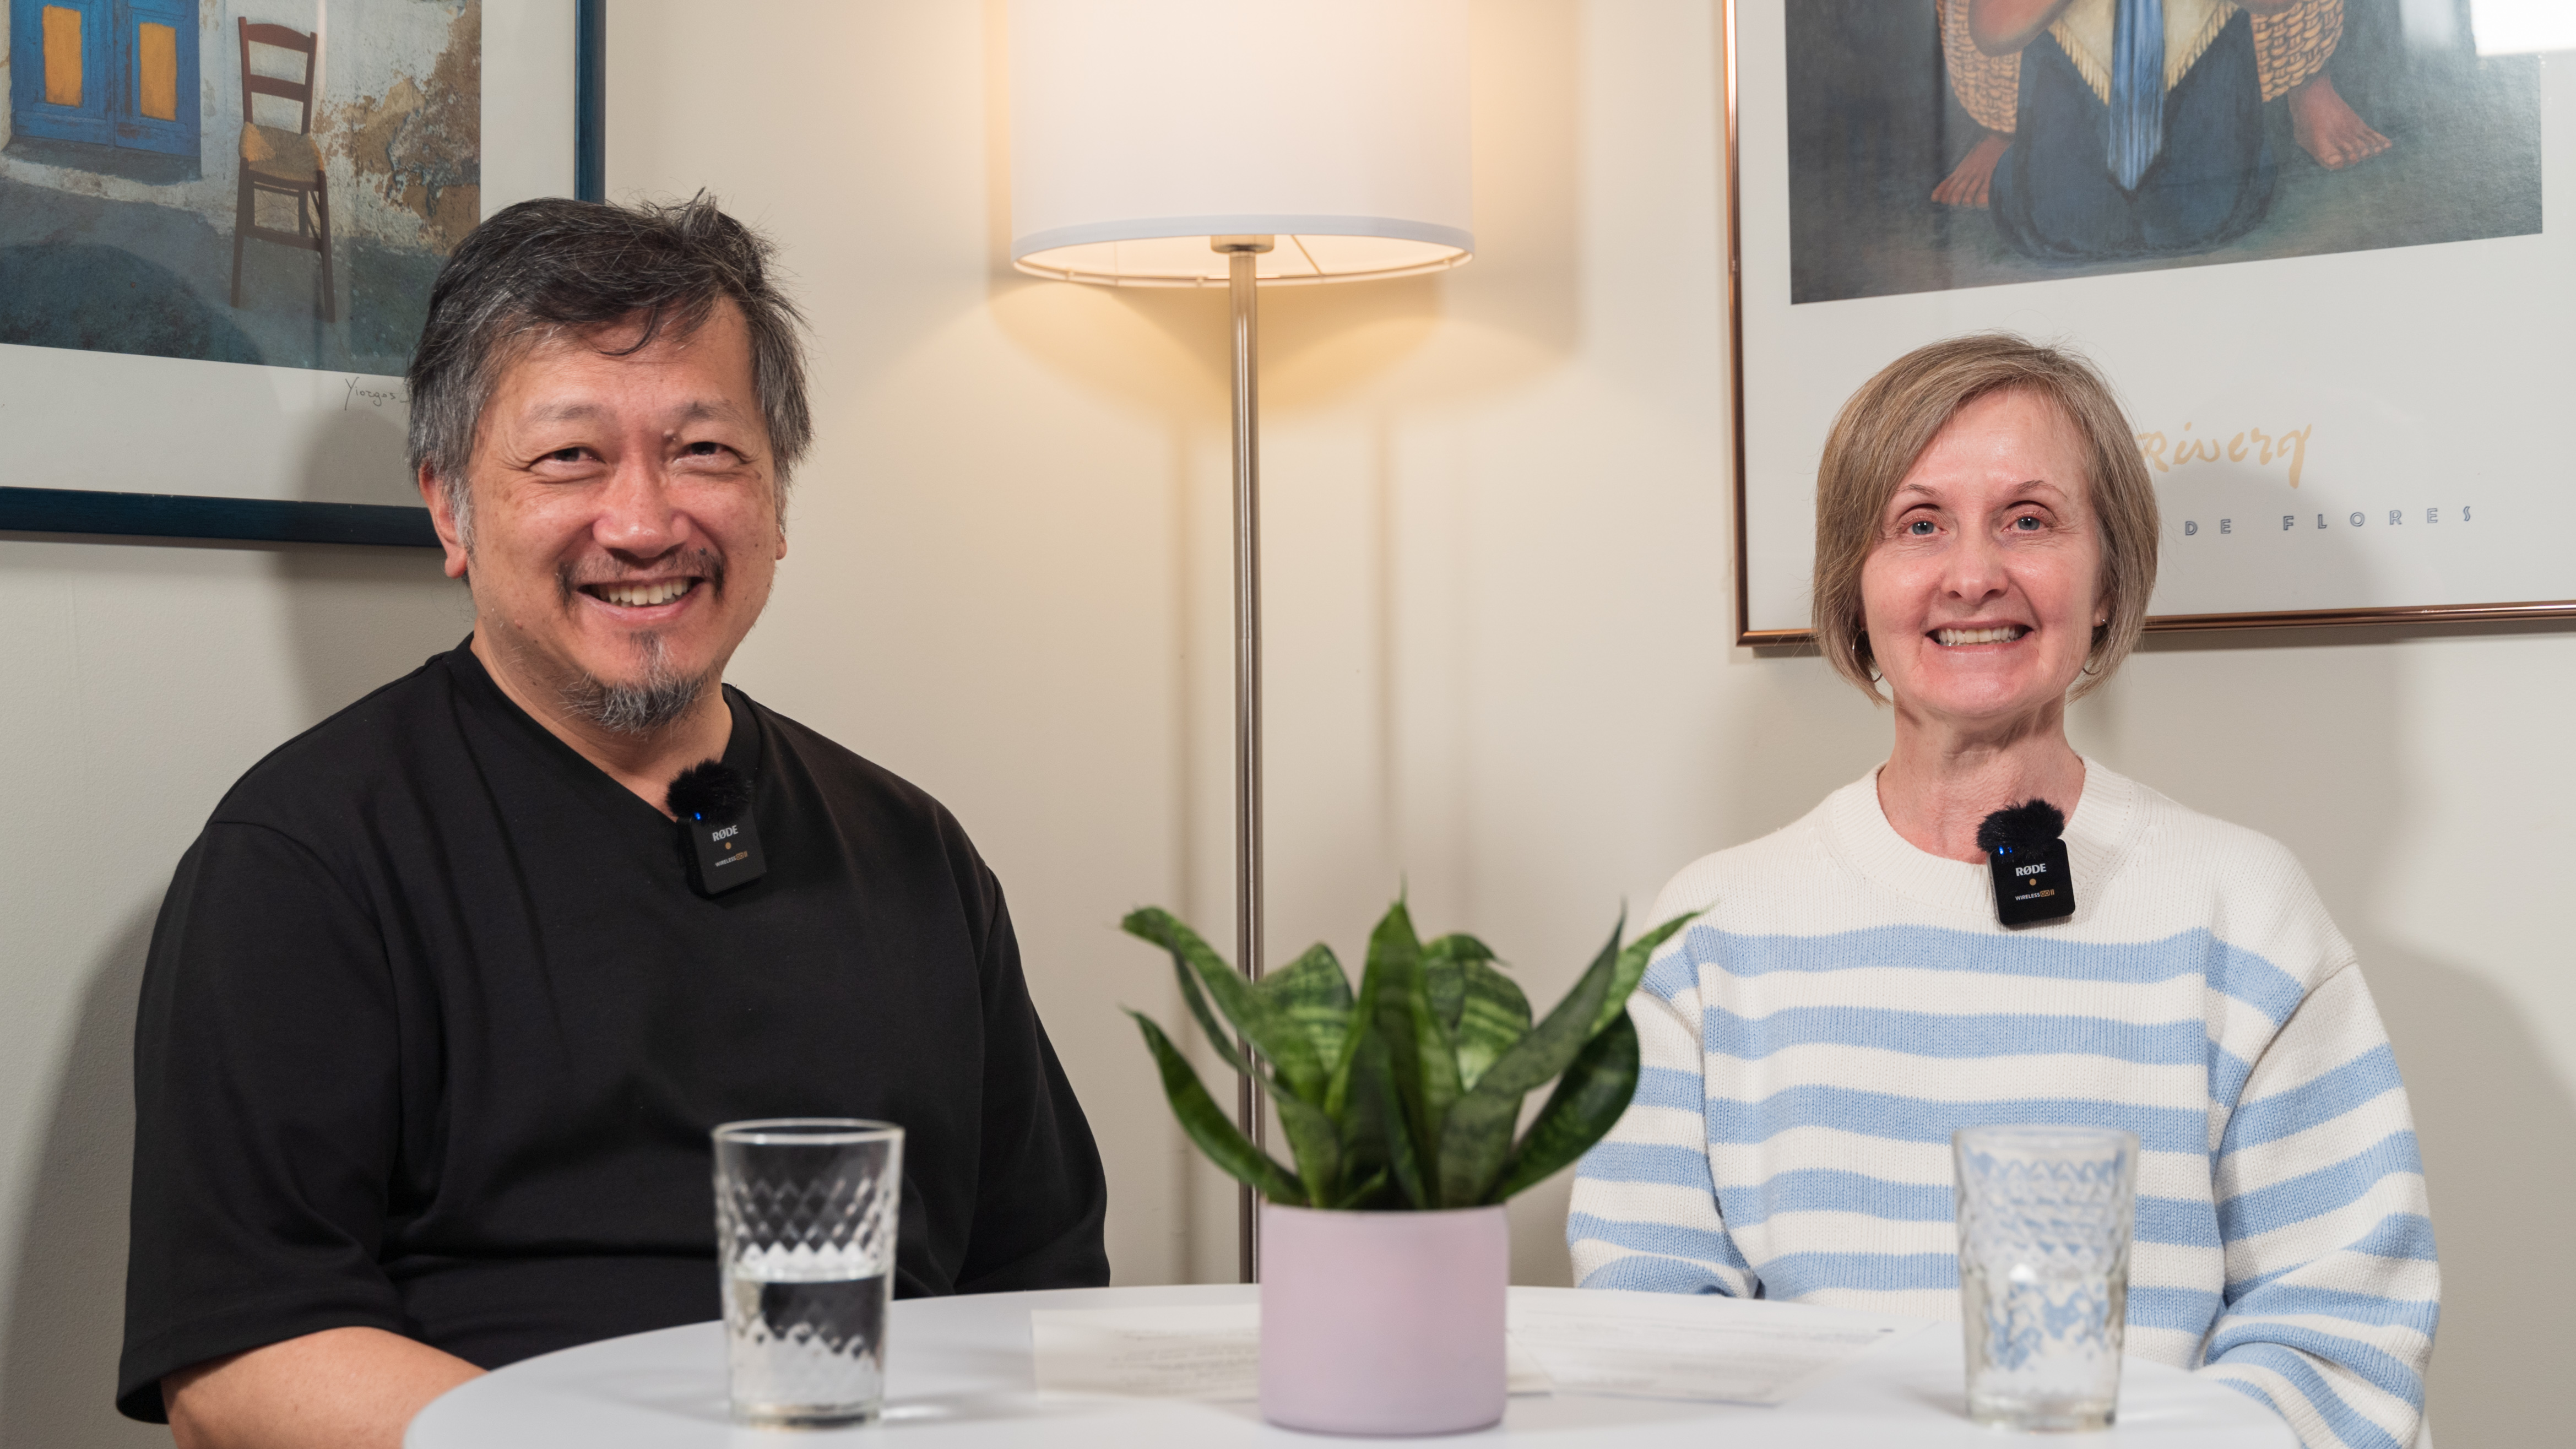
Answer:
[1811,333,2159,703]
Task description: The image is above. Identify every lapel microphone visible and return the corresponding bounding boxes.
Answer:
[666,759,767,897]
[1978,799,2075,927]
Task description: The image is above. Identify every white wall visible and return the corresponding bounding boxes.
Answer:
[0,3,2563,1446]
[0,543,469,1446]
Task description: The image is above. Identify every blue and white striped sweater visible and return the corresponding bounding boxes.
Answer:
[1569,763,2436,1449]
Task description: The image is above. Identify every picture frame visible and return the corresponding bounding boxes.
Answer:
[1723,0,2576,643]
[0,0,606,549]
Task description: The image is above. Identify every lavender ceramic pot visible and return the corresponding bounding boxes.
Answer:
[1259,1202,1509,1436]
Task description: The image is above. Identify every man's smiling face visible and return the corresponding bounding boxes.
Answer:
[428,299,785,732]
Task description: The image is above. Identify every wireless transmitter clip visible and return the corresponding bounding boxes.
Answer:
[1978,799,2075,927]
[665,759,767,897]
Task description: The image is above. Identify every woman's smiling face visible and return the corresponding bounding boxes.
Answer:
[1859,388,2107,734]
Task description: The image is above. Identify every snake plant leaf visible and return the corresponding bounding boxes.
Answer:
[1123,908,1329,1105]
[1359,1030,1431,1209]
[1170,943,1262,1086]
[1120,908,1254,1085]
[1327,1168,1391,1211]
[1485,1010,1640,1203]
[1329,1011,1424,1209]
[1456,918,1620,1100]
[1330,1026,1396,1190]
[1403,971,1461,1195]
[1271,1080,1345,1208]
[1367,902,1461,1203]
[1433,910,1704,1206]
[1135,930,1333,1198]
[1324,915,1396,1119]
[1431,916,1626,1207]
[1358,901,1420,1103]
[1127,1009,1304,1204]
[1420,932,1494,1034]
[1260,943,1353,1069]
[1323,952,1376,1120]
[1452,957,1532,1092]
[1361,897,1424,999]
[1590,913,1699,1038]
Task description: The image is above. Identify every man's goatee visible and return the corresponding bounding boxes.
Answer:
[560,634,709,735]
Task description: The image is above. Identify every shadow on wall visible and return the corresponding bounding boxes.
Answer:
[2082,612,2576,1448]
[0,907,166,1448]
[281,398,463,719]
[2369,938,2575,1448]
[0,524,458,1446]
[1718,645,1899,844]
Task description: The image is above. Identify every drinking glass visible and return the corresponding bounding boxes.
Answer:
[712,1119,904,1426]
[1952,1124,2139,1431]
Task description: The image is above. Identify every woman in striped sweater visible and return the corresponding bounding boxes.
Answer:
[1569,335,2435,1449]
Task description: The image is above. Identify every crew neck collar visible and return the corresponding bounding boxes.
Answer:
[441,637,761,825]
[1819,757,2138,925]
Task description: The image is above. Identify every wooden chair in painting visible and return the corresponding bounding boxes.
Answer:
[229,18,335,322]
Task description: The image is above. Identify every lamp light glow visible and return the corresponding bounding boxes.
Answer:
[1008,0,1473,284]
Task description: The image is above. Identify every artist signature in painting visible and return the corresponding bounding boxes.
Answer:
[2136,422,2315,487]
[344,377,410,412]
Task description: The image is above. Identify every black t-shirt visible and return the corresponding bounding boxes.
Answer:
[117,644,1109,1422]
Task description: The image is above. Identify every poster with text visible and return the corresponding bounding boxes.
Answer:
[1733,0,2573,636]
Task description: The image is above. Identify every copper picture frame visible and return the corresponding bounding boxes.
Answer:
[1721,0,2576,645]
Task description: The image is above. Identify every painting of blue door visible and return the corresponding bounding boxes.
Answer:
[9,0,200,158]
[1,0,484,377]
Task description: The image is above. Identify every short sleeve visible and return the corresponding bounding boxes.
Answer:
[118,823,411,1423]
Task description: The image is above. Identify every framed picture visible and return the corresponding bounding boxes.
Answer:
[0,0,605,547]
[1726,0,2576,641]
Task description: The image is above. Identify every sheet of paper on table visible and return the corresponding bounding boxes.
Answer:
[1508,1288,1927,1404]
[1028,1303,1554,1402]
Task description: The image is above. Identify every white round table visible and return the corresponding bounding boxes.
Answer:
[406,1284,2295,1447]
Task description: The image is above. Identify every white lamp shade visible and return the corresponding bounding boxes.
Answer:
[1008,0,1473,286]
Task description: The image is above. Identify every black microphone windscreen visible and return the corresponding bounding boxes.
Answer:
[1975,799,2067,856]
[665,759,752,823]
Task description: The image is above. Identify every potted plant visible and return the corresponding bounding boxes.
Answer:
[1124,898,1691,1435]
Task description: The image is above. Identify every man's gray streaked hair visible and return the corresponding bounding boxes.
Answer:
[405,194,813,545]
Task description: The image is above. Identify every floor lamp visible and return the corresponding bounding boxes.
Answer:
[1008,0,1473,1282]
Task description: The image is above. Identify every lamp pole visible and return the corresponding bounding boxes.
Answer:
[1216,236,1273,1285]
[1010,0,1469,1295]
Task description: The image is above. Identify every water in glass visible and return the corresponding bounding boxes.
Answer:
[1953,1125,2138,1432]
[724,1268,892,1424]
[713,1118,903,1427]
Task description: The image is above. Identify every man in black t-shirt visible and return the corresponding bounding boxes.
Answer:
[120,198,1109,1448]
